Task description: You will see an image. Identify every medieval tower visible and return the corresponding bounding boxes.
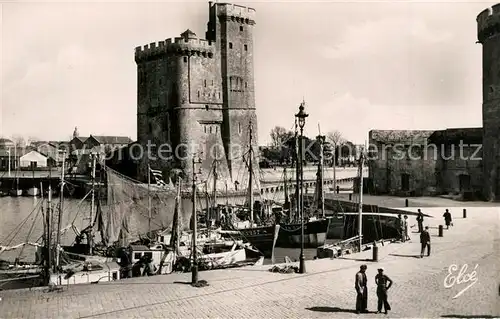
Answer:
[135,2,259,188]
[477,4,500,201]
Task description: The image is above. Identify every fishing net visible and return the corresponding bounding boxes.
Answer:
[101,168,184,246]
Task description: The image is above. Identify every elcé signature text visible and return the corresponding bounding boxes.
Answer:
[444,263,479,299]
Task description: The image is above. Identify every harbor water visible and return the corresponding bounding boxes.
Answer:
[0,197,333,267]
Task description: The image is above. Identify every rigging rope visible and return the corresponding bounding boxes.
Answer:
[17,205,43,260]
[0,198,43,250]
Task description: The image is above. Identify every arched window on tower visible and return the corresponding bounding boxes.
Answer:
[238,122,242,134]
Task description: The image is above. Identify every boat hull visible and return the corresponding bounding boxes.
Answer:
[276,218,330,248]
[237,225,278,258]
[9,189,22,197]
[26,187,39,196]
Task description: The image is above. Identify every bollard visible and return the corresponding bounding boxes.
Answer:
[405,199,409,207]
[438,225,443,237]
[463,208,467,219]
[337,185,340,194]
[372,241,379,262]
[349,193,352,201]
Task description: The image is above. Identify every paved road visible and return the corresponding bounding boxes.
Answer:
[0,206,498,318]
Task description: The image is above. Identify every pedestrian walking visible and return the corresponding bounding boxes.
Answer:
[443,209,452,229]
[403,215,410,241]
[375,267,393,314]
[355,264,368,314]
[416,209,424,233]
[420,226,431,258]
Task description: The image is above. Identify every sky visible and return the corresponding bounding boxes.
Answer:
[0,0,496,145]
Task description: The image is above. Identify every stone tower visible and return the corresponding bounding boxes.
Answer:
[477,4,500,201]
[135,2,259,188]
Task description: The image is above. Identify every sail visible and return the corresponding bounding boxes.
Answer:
[101,167,180,246]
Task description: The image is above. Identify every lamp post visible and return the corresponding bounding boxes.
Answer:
[295,100,308,274]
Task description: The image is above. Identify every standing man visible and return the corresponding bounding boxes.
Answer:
[395,214,403,242]
[420,226,431,258]
[416,209,424,233]
[375,267,393,314]
[355,264,369,314]
[443,209,452,229]
[403,215,410,241]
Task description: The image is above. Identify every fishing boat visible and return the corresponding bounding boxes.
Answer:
[217,121,281,259]
[26,187,39,196]
[273,121,330,248]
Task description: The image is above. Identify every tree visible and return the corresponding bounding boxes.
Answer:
[269,126,288,148]
[26,136,39,146]
[326,130,345,167]
[10,135,26,147]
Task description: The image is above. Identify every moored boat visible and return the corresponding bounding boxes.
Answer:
[277,218,330,248]
[26,187,39,196]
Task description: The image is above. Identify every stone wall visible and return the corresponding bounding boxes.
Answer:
[368,130,437,196]
[477,4,500,200]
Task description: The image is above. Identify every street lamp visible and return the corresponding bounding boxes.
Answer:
[295,100,308,274]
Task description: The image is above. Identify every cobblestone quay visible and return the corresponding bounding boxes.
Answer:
[0,203,498,318]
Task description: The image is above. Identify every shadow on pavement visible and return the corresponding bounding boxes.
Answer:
[337,257,374,262]
[389,253,421,259]
[306,306,356,313]
[441,315,498,318]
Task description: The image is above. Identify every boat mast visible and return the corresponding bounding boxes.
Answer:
[283,167,291,221]
[205,180,210,239]
[248,120,254,225]
[191,155,201,284]
[55,150,66,271]
[294,118,300,222]
[89,153,96,255]
[213,148,218,224]
[45,172,52,285]
[147,163,152,237]
[358,147,364,253]
[317,133,325,219]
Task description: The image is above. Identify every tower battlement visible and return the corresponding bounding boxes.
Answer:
[135,33,215,63]
[477,4,500,43]
[213,2,256,24]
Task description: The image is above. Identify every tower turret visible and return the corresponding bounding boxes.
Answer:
[477,4,500,200]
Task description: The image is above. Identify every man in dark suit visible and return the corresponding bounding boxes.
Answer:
[420,226,431,258]
[355,264,368,313]
[375,267,393,314]
[416,209,424,233]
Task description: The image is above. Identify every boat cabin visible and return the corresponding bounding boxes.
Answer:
[129,244,175,275]
[50,261,121,286]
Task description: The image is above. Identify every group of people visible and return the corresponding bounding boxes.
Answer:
[355,265,393,314]
[354,208,455,313]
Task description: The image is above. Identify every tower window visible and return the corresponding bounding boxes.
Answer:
[148,123,152,133]
[197,91,200,98]
[245,82,247,88]
[210,126,213,134]
[218,92,221,99]
[215,126,218,133]
[229,42,233,49]
[244,44,248,51]
[240,26,243,32]
[159,78,162,85]
[204,126,207,133]
[238,122,241,134]
[183,57,188,63]
[205,105,209,110]
[204,80,207,87]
